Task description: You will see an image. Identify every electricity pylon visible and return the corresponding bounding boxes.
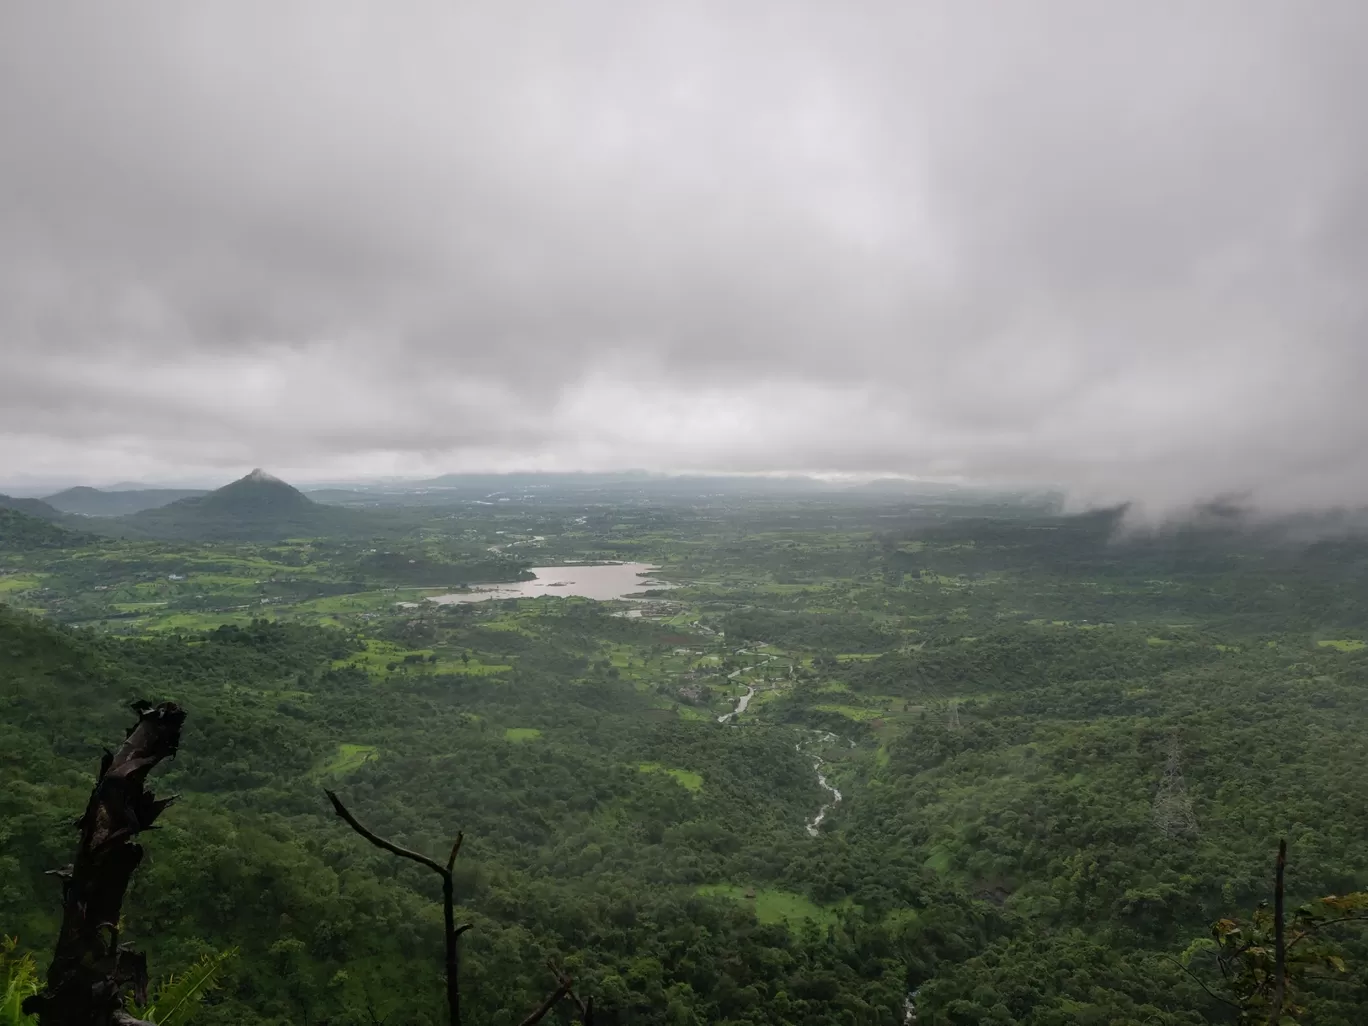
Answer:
[1153,734,1199,839]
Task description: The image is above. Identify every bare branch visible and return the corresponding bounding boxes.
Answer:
[326,789,469,1026]
[1287,914,1368,948]
[1157,955,1240,1011]
[548,960,594,1022]
[517,979,573,1026]
[325,789,447,876]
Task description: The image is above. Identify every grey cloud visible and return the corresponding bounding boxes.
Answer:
[2,1,1367,512]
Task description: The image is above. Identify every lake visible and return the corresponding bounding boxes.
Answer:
[427,562,672,604]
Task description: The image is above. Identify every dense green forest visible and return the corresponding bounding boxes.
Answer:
[3,488,1367,1024]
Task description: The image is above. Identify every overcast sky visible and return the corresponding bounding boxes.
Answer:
[2,2,1365,512]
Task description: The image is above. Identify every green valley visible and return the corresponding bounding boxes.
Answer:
[3,479,1367,1024]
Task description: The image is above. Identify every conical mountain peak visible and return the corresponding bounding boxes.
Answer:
[118,465,365,539]
[192,469,316,518]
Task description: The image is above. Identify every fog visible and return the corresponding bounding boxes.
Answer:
[2,2,1366,515]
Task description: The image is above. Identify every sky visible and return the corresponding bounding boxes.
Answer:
[2,2,1366,514]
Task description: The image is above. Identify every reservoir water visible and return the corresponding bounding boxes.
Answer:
[427,562,671,604]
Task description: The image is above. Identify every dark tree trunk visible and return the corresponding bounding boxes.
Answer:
[24,702,186,1026]
[1269,839,1287,1025]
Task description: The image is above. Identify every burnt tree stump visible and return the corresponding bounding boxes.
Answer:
[24,701,186,1026]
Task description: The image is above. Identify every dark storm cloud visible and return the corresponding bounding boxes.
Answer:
[2,1,1366,511]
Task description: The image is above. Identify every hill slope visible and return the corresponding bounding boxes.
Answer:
[119,469,370,540]
[0,493,66,521]
[0,507,94,549]
[43,486,207,516]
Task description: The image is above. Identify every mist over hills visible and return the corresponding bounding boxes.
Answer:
[294,472,1014,510]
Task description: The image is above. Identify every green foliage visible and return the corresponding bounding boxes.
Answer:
[1,938,39,1026]
[1200,888,1368,1022]
[127,948,238,1026]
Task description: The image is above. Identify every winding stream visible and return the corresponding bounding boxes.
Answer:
[717,685,756,723]
[798,732,844,836]
[716,650,775,723]
[804,752,843,835]
[710,653,845,834]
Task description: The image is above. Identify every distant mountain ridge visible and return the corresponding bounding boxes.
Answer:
[43,486,208,517]
[121,469,368,540]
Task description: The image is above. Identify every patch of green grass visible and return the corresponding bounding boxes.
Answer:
[0,574,44,594]
[676,705,710,721]
[923,847,955,874]
[332,640,426,673]
[812,704,884,721]
[330,640,510,678]
[748,687,787,709]
[320,743,377,776]
[696,885,840,926]
[504,727,543,742]
[638,762,703,792]
[1317,639,1366,652]
[1146,636,1173,647]
[144,611,254,632]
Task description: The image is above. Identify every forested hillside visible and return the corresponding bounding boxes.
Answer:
[4,496,1368,1024]
[3,608,978,1025]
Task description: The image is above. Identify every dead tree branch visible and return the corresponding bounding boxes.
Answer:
[517,979,573,1026]
[326,791,593,1026]
[548,960,595,1024]
[326,790,472,1026]
[1269,839,1287,1026]
[325,789,449,874]
[24,701,186,1026]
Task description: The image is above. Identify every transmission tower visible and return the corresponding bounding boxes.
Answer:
[1153,734,1199,839]
[947,700,962,731]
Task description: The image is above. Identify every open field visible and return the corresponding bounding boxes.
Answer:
[638,762,704,792]
[696,884,843,927]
